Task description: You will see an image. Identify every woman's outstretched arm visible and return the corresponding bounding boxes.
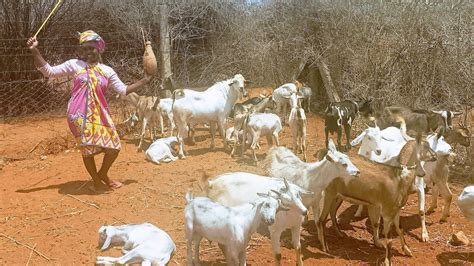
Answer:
[27,37,47,68]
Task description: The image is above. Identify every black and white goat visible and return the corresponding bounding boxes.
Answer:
[324,98,374,151]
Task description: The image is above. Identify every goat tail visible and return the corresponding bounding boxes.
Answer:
[199,171,212,195]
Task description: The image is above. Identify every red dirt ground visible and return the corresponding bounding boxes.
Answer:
[1,89,472,265]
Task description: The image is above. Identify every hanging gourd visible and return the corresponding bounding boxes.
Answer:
[143,40,158,76]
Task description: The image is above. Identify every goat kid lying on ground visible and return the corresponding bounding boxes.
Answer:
[264,139,360,238]
[458,186,474,221]
[172,74,249,158]
[96,223,176,266]
[184,190,289,266]
[145,136,179,165]
[317,137,436,266]
[324,98,374,151]
[203,173,313,266]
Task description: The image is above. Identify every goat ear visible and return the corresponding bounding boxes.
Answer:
[431,110,443,115]
[452,111,462,117]
[100,228,112,251]
[325,153,335,162]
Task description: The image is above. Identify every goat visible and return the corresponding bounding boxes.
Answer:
[172,74,248,158]
[352,124,471,241]
[152,98,176,137]
[241,110,282,163]
[203,173,313,266]
[145,136,179,165]
[184,190,287,266]
[317,137,436,266]
[324,98,374,151]
[96,223,175,266]
[122,92,160,151]
[229,95,272,118]
[226,126,258,155]
[263,139,360,238]
[298,86,312,113]
[272,83,298,125]
[351,123,431,239]
[424,125,471,223]
[230,94,273,156]
[374,106,462,137]
[458,186,474,221]
[288,95,308,161]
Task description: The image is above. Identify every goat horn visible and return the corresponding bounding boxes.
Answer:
[270,189,282,197]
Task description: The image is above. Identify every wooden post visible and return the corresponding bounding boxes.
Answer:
[316,60,340,102]
[159,3,173,98]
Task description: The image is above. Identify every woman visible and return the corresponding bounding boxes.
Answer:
[27,30,150,192]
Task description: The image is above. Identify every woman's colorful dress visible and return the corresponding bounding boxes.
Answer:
[39,59,127,156]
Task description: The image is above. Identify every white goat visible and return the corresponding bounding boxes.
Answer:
[264,139,360,238]
[242,112,282,163]
[154,98,176,137]
[272,83,297,125]
[204,173,313,266]
[458,186,474,221]
[298,86,312,112]
[96,223,175,266]
[184,190,286,266]
[288,93,308,162]
[226,126,258,154]
[145,136,179,165]
[172,74,248,158]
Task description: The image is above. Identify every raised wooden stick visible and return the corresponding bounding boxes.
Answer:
[34,0,63,38]
[0,233,51,261]
[66,194,100,209]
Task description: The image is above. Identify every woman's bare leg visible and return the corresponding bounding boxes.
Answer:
[98,150,122,188]
[82,156,105,190]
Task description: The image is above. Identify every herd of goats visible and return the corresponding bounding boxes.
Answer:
[98,74,474,265]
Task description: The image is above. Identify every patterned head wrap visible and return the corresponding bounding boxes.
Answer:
[78,30,106,53]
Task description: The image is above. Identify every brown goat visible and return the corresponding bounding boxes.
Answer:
[316,137,436,266]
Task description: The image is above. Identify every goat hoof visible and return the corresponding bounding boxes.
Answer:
[421,234,429,242]
[403,246,412,257]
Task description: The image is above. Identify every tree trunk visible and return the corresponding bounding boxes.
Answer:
[316,60,340,102]
[159,3,172,98]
